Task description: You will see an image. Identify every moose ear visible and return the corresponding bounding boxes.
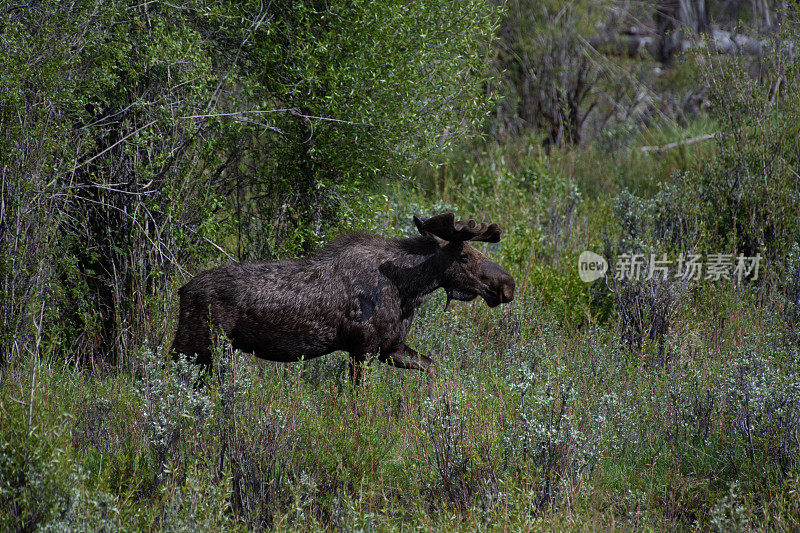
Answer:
[413,214,428,237]
[417,213,458,239]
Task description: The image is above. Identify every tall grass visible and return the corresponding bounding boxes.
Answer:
[2,265,798,530]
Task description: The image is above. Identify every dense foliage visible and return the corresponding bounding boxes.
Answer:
[0,0,498,366]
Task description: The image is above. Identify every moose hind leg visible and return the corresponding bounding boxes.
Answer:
[171,335,213,369]
[171,310,213,368]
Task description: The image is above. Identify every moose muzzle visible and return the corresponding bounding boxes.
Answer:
[481,262,515,307]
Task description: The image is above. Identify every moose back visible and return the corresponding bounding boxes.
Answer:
[170,213,515,383]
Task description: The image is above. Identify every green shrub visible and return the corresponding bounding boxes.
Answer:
[699,29,800,262]
[0,417,74,531]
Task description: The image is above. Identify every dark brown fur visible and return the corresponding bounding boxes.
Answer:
[170,214,515,384]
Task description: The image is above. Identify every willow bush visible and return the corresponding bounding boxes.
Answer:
[0,0,499,367]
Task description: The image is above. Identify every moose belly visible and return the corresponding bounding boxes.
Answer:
[228,317,338,362]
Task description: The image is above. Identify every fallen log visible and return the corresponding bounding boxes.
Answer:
[637,133,716,154]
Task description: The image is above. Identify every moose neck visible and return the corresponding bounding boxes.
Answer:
[382,237,447,310]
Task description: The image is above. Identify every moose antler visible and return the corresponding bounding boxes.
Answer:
[470,222,502,243]
[413,213,502,243]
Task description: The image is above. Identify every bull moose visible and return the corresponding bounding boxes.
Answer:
[170,213,515,385]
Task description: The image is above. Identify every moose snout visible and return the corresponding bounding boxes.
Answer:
[501,277,515,303]
[481,262,515,306]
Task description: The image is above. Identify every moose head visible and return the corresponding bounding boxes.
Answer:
[413,212,515,311]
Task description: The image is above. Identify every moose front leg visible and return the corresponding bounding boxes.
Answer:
[378,343,437,396]
[349,352,367,388]
[378,343,433,372]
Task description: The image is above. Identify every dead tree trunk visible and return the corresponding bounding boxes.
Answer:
[656,0,709,63]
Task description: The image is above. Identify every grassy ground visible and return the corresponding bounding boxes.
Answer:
[2,131,800,531]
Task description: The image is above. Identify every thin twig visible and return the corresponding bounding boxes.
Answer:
[28,299,46,431]
[71,119,158,173]
[183,224,238,262]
